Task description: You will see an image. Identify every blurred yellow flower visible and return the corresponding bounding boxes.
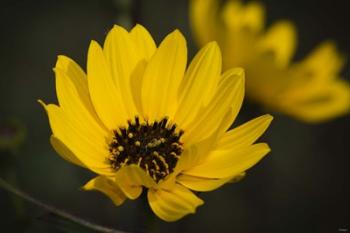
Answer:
[39,24,272,221]
[190,0,350,123]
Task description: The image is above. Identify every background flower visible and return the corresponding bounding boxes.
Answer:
[190,0,350,123]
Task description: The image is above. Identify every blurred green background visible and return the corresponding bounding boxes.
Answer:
[0,0,349,232]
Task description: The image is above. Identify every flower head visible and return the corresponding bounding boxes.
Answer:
[190,0,350,123]
[40,24,272,221]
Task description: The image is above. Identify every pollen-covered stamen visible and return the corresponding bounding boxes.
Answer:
[108,117,184,182]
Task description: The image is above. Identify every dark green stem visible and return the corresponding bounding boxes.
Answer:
[6,170,25,218]
[0,177,127,233]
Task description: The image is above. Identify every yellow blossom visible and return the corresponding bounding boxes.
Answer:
[190,0,350,123]
[39,24,272,221]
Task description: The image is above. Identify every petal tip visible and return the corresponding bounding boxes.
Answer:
[170,29,186,41]
[205,41,221,53]
[112,24,123,30]
[131,23,145,31]
[264,114,274,122]
[112,24,128,34]
[55,55,73,72]
[80,184,90,191]
[262,143,271,154]
[89,40,100,50]
[236,67,245,77]
[56,55,67,63]
[233,68,246,85]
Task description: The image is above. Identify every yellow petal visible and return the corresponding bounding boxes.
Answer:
[243,57,289,104]
[217,114,273,150]
[222,0,264,33]
[103,25,140,119]
[184,143,270,178]
[39,102,114,176]
[216,99,252,139]
[289,41,345,84]
[114,165,156,199]
[183,68,245,146]
[87,40,128,130]
[50,135,85,167]
[175,145,201,173]
[284,80,350,123]
[175,42,221,128]
[229,172,246,183]
[221,0,244,30]
[82,176,126,206]
[219,1,263,67]
[55,55,101,123]
[116,165,156,188]
[177,107,241,173]
[116,184,142,200]
[177,174,231,192]
[189,0,218,46]
[54,67,108,137]
[308,42,344,78]
[147,184,204,222]
[128,25,156,116]
[141,30,187,120]
[172,109,245,184]
[217,108,236,135]
[129,24,156,60]
[130,60,147,116]
[152,174,176,192]
[241,2,265,33]
[258,21,296,68]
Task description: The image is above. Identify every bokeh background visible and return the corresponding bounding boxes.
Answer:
[0,0,349,232]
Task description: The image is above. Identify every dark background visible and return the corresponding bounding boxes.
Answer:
[0,0,349,232]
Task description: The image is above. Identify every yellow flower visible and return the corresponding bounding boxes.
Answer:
[39,24,272,222]
[190,0,350,123]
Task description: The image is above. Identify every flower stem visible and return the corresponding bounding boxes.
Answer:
[0,177,126,233]
[6,170,25,218]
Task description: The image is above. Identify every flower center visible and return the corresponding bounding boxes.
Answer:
[108,117,184,182]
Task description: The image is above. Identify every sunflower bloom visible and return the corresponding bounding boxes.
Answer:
[39,24,272,222]
[190,0,350,123]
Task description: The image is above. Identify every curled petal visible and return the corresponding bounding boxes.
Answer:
[147,184,204,222]
[114,165,156,199]
[82,176,126,206]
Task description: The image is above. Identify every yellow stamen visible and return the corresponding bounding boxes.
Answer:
[152,159,160,171]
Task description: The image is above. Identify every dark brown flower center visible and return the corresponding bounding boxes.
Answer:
[108,117,184,182]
